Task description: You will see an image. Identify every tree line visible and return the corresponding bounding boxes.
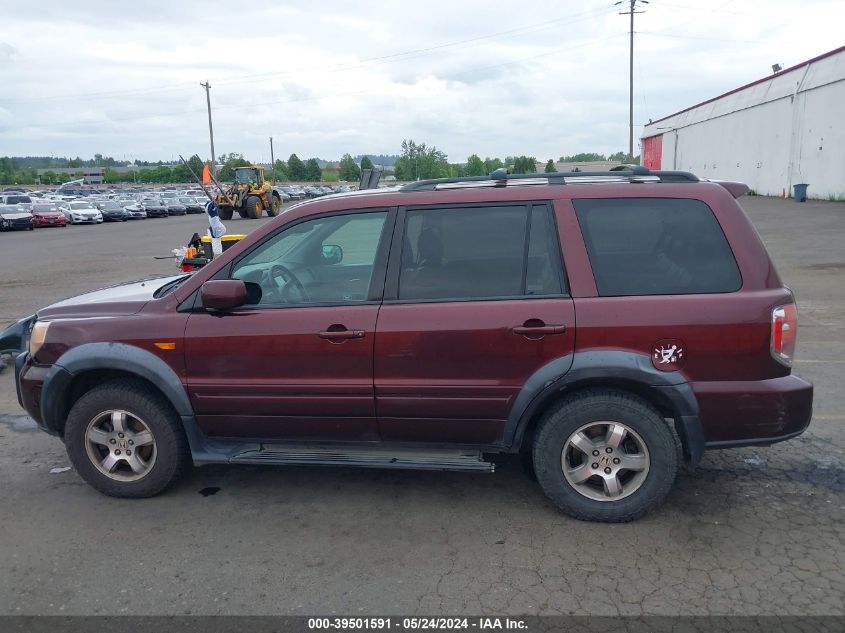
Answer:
[1,145,640,186]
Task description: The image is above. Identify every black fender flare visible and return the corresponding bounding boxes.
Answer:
[40,342,193,434]
[504,350,705,465]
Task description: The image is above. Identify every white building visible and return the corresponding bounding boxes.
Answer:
[641,45,845,199]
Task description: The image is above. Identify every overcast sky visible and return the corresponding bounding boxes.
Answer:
[1,0,842,163]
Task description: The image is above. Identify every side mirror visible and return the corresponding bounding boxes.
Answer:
[201,280,247,311]
[321,244,343,264]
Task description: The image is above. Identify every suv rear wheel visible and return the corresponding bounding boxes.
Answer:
[533,389,678,522]
[64,379,190,498]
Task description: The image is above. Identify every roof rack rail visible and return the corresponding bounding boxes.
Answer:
[399,167,699,192]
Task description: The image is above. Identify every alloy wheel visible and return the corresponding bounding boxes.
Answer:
[561,421,650,501]
[84,410,157,481]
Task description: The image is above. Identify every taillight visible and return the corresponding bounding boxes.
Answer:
[771,303,798,366]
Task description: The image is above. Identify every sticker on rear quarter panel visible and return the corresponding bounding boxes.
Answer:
[652,339,685,371]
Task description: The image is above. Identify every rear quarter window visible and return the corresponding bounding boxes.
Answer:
[573,198,741,296]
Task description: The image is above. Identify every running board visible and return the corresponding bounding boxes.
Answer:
[229,444,495,472]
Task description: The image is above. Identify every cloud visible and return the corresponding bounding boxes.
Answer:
[0,0,843,162]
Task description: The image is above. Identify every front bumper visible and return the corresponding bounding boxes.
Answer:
[33,216,66,227]
[694,374,813,446]
[2,219,32,230]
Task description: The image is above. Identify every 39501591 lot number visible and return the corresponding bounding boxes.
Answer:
[308,618,474,630]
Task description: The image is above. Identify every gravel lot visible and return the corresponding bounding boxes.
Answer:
[0,197,843,616]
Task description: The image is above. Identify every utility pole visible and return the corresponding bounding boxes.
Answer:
[617,0,647,163]
[200,81,217,177]
[269,136,275,185]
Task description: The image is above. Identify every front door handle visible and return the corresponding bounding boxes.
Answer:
[318,326,365,341]
[512,322,567,337]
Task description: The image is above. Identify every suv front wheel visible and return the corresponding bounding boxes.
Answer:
[64,379,190,498]
[533,389,678,522]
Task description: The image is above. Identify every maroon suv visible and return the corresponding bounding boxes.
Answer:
[1,168,813,522]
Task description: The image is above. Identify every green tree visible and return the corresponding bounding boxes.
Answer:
[218,153,250,180]
[511,156,537,174]
[288,153,306,181]
[304,158,322,182]
[559,152,606,162]
[449,163,466,177]
[321,170,339,183]
[544,159,556,173]
[394,139,449,181]
[170,163,191,183]
[272,159,289,182]
[338,153,361,181]
[483,157,503,173]
[360,155,374,171]
[186,154,205,179]
[103,168,121,184]
[464,154,485,177]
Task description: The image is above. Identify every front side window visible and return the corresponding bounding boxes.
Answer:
[574,198,741,296]
[398,204,564,301]
[232,211,387,306]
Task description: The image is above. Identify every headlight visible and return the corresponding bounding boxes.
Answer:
[30,321,50,357]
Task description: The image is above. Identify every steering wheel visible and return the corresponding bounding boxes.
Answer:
[270,264,309,303]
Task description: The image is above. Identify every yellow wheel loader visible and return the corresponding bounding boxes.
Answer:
[214,166,283,220]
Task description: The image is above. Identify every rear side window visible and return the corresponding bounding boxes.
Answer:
[574,198,741,296]
[398,204,564,301]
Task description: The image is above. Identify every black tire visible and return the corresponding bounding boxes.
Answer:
[267,193,281,217]
[218,206,234,221]
[532,389,678,522]
[245,195,262,219]
[64,379,190,498]
[237,208,249,219]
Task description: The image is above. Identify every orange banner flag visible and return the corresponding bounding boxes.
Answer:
[202,164,212,185]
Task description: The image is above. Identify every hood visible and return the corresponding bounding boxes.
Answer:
[0,211,31,220]
[37,274,188,319]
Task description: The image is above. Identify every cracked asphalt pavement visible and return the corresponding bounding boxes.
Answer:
[0,198,843,615]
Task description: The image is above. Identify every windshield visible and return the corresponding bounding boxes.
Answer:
[101,202,120,210]
[179,198,194,204]
[235,169,258,185]
[70,202,92,210]
[33,204,57,212]
[153,274,192,298]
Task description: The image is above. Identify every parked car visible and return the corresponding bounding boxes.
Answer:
[165,200,187,216]
[122,203,148,220]
[0,204,34,231]
[58,201,103,225]
[283,186,307,200]
[2,167,813,522]
[0,194,33,211]
[139,198,168,218]
[30,203,68,228]
[303,186,323,198]
[178,197,205,214]
[95,201,129,222]
[272,187,291,203]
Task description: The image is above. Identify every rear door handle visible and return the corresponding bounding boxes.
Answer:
[512,324,567,336]
[318,327,365,341]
